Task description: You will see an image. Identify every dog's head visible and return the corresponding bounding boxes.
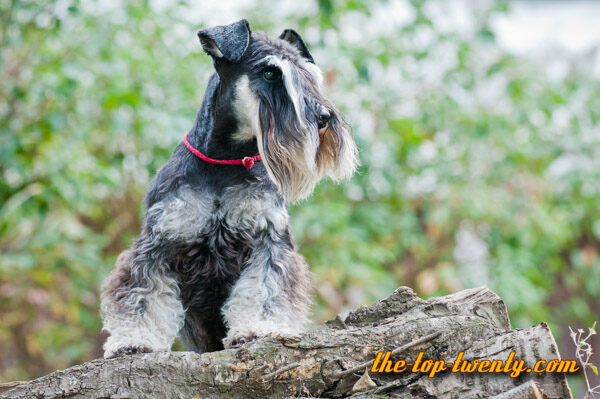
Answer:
[198,20,358,202]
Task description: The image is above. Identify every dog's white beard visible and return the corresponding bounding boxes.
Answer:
[257,120,359,203]
[256,122,318,202]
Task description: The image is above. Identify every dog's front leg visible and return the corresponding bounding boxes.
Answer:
[221,235,312,348]
[100,247,185,358]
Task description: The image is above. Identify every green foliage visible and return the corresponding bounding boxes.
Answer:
[1,0,598,391]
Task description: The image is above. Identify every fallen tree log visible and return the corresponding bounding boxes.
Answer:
[0,286,573,398]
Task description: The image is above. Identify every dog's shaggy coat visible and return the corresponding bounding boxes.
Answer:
[100,20,358,358]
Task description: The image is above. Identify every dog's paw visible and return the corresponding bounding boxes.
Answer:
[223,332,259,348]
[108,345,153,358]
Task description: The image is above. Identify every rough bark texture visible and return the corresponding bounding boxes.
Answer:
[0,286,573,399]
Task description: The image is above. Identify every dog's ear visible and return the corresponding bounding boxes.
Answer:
[279,29,314,63]
[197,19,251,62]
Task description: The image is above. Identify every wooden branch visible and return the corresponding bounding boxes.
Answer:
[0,287,573,399]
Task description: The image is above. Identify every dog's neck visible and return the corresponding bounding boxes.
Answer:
[188,73,259,162]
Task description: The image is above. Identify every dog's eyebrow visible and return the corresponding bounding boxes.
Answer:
[303,61,323,87]
[252,60,281,71]
[263,55,306,126]
[254,54,322,89]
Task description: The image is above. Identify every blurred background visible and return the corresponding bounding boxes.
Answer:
[1,0,599,395]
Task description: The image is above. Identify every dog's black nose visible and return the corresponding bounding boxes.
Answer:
[318,108,331,129]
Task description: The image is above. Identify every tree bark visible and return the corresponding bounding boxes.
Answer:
[0,287,573,399]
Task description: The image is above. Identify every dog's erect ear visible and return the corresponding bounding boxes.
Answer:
[197,19,251,62]
[279,29,314,63]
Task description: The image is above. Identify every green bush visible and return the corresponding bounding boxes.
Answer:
[1,2,597,395]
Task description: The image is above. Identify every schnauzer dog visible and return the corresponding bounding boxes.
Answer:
[100,19,358,358]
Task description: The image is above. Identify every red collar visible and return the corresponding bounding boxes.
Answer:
[183,132,262,170]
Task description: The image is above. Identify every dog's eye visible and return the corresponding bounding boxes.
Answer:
[263,68,280,81]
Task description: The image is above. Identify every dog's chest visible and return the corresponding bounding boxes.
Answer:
[150,185,288,242]
[147,184,289,310]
